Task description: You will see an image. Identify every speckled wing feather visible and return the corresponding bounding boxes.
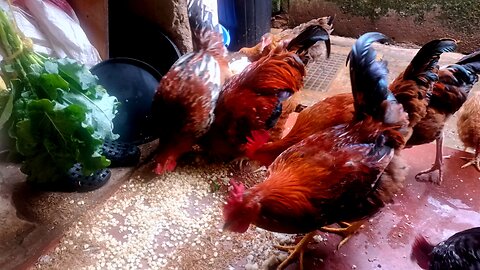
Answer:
[153,50,221,138]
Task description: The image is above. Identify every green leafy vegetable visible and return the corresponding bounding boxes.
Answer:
[0,81,12,129]
[0,8,118,183]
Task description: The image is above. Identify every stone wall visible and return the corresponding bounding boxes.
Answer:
[289,0,480,53]
[128,0,192,53]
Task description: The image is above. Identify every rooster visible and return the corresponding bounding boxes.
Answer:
[228,19,334,143]
[223,32,409,270]
[411,227,480,269]
[410,50,480,183]
[239,16,334,63]
[389,39,456,135]
[245,93,355,166]
[246,38,457,167]
[149,0,229,174]
[200,25,331,161]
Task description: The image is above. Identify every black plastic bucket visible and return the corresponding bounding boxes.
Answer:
[91,58,162,145]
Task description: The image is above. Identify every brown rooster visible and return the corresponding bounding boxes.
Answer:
[199,25,331,161]
[223,32,409,270]
[245,93,355,166]
[239,16,334,63]
[149,0,230,174]
[246,39,457,167]
[411,227,480,269]
[383,39,458,138]
[409,50,480,183]
[235,20,334,142]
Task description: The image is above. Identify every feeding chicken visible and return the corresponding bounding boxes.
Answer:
[239,16,334,63]
[223,32,409,270]
[228,16,333,84]
[409,50,480,183]
[231,20,334,142]
[411,227,480,269]
[199,25,331,161]
[149,0,230,174]
[246,39,456,167]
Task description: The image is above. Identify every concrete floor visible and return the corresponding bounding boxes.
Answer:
[1,35,479,270]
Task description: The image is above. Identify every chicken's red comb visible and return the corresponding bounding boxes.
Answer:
[227,179,245,203]
[245,129,270,158]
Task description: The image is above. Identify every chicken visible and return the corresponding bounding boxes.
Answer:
[268,91,302,142]
[227,16,333,77]
[245,93,355,166]
[239,16,334,63]
[457,69,480,171]
[199,25,331,160]
[149,0,229,174]
[409,50,480,183]
[246,39,456,167]
[223,32,409,270]
[228,19,334,143]
[411,227,480,269]
[259,23,333,142]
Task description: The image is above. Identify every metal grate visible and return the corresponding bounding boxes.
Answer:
[303,53,347,92]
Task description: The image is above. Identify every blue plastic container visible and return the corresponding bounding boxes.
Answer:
[219,24,231,47]
[217,0,272,51]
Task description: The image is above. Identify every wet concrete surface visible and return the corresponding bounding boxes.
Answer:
[1,35,480,269]
[277,144,480,270]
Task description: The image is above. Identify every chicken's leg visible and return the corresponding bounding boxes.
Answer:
[415,133,445,185]
[320,220,364,249]
[274,231,316,270]
[230,157,250,171]
[253,165,267,173]
[294,103,308,113]
[460,143,480,171]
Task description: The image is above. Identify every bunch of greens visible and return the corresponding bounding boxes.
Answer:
[0,9,118,184]
[0,75,10,127]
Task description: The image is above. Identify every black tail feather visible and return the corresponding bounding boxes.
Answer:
[286,24,331,59]
[347,32,394,120]
[187,0,220,50]
[327,14,335,26]
[404,39,457,85]
[446,64,479,87]
[456,49,480,75]
[440,50,480,91]
[187,0,217,32]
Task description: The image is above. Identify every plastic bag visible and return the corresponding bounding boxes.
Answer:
[0,0,101,67]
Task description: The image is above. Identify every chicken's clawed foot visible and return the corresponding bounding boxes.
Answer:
[274,231,316,270]
[231,157,268,173]
[415,162,443,185]
[320,221,364,250]
[252,165,267,174]
[460,156,480,172]
[230,157,250,171]
[416,136,446,185]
